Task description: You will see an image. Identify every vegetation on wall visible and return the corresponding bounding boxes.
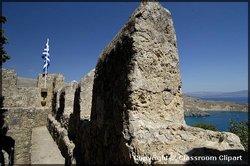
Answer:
[1,16,11,64]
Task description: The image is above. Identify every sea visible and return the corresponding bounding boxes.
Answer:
[185,97,249,131]
[185,111,248,131]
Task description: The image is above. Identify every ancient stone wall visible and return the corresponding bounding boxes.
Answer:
[73,2,244,165]
[47,80,79,164]
[73,69,94,164]
[47,69,95,165]
[17,77,37,87]
[3,107,50,164]
[1,1,247,165]
[1,69,40,108]
[1,69,16,108]
[1,68,65,164]
[37,74,65,108]
[45,2,246,165]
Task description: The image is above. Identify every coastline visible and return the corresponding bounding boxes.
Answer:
[183,95,248,117]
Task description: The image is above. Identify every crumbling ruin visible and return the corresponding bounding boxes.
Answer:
[1,1,247,165]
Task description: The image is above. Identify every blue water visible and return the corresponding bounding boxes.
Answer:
[185,111,248,131]
[200,97,248,104]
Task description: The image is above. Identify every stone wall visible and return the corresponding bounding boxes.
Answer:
[47,2,246,165]
[73,2,244,165]
[1,69,40,108]
[1,68,65,164]
[4,107,50,164]
[37,74,65,108]
[47,80,79,164]
[1,1,247,165]
[47,69,95,165]
[17,77,37,87]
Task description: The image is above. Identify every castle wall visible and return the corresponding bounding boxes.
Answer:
[37,74,65,108]
[1,68,65,164]
[4,107,50,164]
[1,69,40,108]
[47,80,78,164]
[46,69,95,165]
[1,1,247,165]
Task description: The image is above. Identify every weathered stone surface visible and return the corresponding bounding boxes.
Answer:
[49,69,95,164]
[1,69,17,107]
[1,69,40,108]
[85,2,184,164]
[77,2,245,165]
[1,1,246,165]
[31,126,65,164]
[1,68,65,164]
[3,107,50,164]
[72,69,95,164]
[47,114,75,165]
[78,69,95,120]
[53,81,78,130]
[17,77,37,87]
[37,74,65,108]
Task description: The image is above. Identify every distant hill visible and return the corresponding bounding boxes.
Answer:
[185,90,248,98]
[183,95,248,117]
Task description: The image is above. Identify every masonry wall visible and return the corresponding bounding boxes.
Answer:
[1,68,65,164]
[37,74,65,108]
[47,69,95,165]
[4,107,50,164]
[46,2,246,165]
[1,69,40,108]
[47,81,78,164]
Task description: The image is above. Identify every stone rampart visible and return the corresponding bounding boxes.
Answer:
[45,1,246,165]
[1,1,247,165]
[3,107,50,164]
[1,68,65,164]
[73,2,244,165]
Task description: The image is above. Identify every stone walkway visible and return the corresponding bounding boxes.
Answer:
[31,126,65,164]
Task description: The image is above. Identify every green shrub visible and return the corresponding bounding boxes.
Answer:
[229,120,248,151]
[192,123,218,131]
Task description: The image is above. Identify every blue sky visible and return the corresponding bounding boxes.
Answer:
[2,2,248,93]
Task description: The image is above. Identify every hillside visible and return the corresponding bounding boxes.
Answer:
[183,95,248,117]
[186,90,248,98]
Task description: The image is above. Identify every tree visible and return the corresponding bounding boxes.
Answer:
[229,120,248,151]
[1,16,11,65]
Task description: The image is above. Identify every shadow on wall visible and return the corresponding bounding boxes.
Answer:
[56,92,65,121]
[184,147,248,165]
[0,107,15,165]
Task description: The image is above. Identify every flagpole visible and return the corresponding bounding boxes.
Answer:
[42,38,49,89]
[44,66,47,88]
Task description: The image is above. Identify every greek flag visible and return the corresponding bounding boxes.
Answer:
[42,38,50,76]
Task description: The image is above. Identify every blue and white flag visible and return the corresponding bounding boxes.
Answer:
[42,38,50,76]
